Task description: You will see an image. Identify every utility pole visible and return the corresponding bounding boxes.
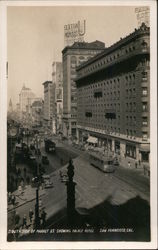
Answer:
[66,159,76,228]
[35,188,40,229]
[34,139,40,229]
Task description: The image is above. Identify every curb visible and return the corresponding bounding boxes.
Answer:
[8,192,45,213]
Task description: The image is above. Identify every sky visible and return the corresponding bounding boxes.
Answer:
[7,5,138,108]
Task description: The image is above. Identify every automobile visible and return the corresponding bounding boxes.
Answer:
[42,174,53,188]
[42,155,49,165]
[60,175,68,183]
[59,171,68,183]
[44,179,54,188]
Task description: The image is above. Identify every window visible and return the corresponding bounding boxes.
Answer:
[126,144,136,158]
[105,112,116,119]
[141,40,148,49]
[142,117,148,126]
[94,91,102,98]
[142,71,148,80]
[85,112,92,117]
[142,132,148,140]
[142,87,148,96]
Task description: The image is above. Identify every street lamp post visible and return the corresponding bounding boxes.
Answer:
[66,159,76,228]
[35,187,40,229]
[34,136,40,229]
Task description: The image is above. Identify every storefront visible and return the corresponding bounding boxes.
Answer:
[139,144,150,162]
[126,143,136,159]
[115,140,120,154]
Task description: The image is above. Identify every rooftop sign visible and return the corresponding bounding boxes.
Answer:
[64,20,86,46]
[135,6,150,27]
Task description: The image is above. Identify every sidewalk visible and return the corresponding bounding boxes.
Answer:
[8,185,46,213]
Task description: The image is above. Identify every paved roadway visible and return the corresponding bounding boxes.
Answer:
[8,139,150,241]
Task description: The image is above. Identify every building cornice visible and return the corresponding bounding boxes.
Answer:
[76,23,150,71]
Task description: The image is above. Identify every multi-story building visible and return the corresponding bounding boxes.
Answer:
[31,99,44,127]
[62,40,105,138]
[43,81,55,130]
[19,84,35,116]
[8,98,13,113]
[75,23,150,165]
[52,62,63,133]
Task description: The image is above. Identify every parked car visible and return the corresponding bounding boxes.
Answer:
[42,155,49,165]
[59,170,68,183]
[42,174,53,188]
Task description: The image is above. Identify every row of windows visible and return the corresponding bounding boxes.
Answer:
[77,40,149,77]
[77,74,138,92]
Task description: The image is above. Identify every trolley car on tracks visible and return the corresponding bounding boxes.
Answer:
[89,151,117,173]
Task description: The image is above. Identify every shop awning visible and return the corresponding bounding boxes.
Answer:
[139,144,150,152]
[87,136,98,144]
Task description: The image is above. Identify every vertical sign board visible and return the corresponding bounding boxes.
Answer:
[64,20,86,46]
[135,7,150,27]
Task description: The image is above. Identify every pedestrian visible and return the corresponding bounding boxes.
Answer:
[41,209,47,226]
[128,161,131,168]
[11,194,16,206]
[8,192,12,203]
[17,168,21,177]
[135,162,138,169]
[14,211,20,226]
[29,209,34,223]
[24,167,26,177]
[26,176,30,185]
[22,214,27,228]
[20,178,24,190]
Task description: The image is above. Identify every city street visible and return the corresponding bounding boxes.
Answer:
[8,137,150,241]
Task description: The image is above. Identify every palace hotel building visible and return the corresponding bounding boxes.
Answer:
[62,41,105,138]
[75,23,150,164]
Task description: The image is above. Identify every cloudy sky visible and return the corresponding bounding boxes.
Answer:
[7,5,138,107]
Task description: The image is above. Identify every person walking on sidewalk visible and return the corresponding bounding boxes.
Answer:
[8,192,12,203]
[135,162,138,169]
[11,194,16,206]
[24,167,26,177]
[22,214,27,228]
[15,211,20,226]
[29,209,34,223]
[41,209,47,227]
